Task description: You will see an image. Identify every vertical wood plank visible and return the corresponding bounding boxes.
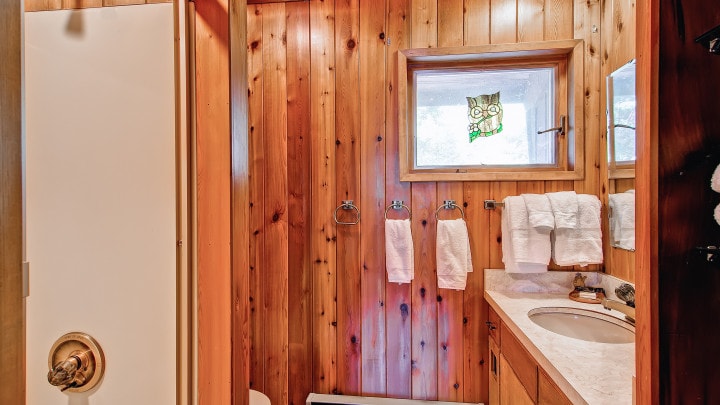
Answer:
[462,182,492,404]
[436,2,465,401]
[490,0,517,44]
[517,0,544,42]
[230,0,250,403]
[310,0,338,395]
[464,0,490,46]
[261,4,289,405]
[385,0,413,398]
[195,0,232,402]
[360,0,388,396]
[410,0,438,400]
[246,4,265,392]
[544,0,574,40]
[410,182,439,400]
[0,0,24,402]
[286,3,313,404]
[335,0,362,396]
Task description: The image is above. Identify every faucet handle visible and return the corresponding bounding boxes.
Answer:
[615,283,635,307]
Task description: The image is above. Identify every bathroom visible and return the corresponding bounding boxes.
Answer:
[2,0,719,404]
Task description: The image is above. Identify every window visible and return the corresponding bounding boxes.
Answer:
[398,40,585,181]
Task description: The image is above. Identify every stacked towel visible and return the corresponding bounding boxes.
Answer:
[546,191,579,229]
[501,196,551,273]
[385,219,414,284]
[552,194,603,266]
[521,193,554,231]
[608,190,635,250]
[436,218,473,290]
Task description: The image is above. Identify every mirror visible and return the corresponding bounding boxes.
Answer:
[606,60,636,251]
[606,59,636,179]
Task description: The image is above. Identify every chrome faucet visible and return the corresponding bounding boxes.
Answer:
[601,283,636,324]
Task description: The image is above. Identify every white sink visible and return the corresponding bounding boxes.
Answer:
[527,307,635,344]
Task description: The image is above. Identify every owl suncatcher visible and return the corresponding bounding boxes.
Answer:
[466,91,503,142]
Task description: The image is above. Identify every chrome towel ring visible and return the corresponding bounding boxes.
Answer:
[435,200,465,220]
[333,200,360,225]
[384,200,412,220]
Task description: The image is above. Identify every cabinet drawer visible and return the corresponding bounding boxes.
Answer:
[500,322,538,402]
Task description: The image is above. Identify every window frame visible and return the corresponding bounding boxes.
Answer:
[397,39,585,182]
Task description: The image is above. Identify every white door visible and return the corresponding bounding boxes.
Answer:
[25,4,178,404]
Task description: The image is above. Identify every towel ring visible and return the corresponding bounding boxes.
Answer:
[333,200,360,225]
[384,200,411,220]
[435,200,465,220]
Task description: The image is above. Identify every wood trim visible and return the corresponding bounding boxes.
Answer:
[25,0,171,12]
[230,0,250,404]
[194,0,232,403]
[0,0,24,403]
[635,0,659,402]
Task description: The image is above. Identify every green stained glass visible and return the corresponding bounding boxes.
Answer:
[466,92,504,142]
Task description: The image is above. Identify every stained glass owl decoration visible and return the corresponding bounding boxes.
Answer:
[466,91,503,142]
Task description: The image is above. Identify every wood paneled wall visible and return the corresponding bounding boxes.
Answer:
[246,1,603,405]
[0,0,24,403]
[600,0,636,283]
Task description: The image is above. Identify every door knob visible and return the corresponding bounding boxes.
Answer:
[47,332,105,393]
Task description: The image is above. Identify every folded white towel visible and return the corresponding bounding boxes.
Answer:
[501,196,550,273]
[436,218,473,290]
[552,194,603,266]
[546,191,579,229]
[712,164,720,192]
[385,219,414,284]
[521,193,554,231]
[608,190,635,250]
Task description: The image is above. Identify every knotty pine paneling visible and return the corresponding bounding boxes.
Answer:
[245,1,605,404]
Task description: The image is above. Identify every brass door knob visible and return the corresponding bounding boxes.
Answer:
[47,332,105,393]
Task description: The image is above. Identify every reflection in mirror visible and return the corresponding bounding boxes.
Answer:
[607,59,636,179]
[608,189,635,251]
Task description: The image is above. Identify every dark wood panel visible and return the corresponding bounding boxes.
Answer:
[0,0,24,402]
[656,1,720,403]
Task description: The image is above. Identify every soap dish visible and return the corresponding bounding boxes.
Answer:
[568,287,606,304]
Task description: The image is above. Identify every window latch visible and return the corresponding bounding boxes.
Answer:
[537,115,566,136]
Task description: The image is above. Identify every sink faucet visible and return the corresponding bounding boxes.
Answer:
[601,283,636,324]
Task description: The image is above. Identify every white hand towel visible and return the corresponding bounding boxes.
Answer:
[712,164,720,192]
[608,190,635,250]
[546,191,579,229]
[521,193,554,231]
[385,219,414,284]
[436,218,473,290]
[501,196,551,273]
[552,194,604,266]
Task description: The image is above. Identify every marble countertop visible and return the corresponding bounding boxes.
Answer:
[485,290,635,405]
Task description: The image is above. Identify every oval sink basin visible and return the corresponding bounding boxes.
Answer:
[527,307,635,344]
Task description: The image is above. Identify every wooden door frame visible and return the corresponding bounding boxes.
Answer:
[0,0,25,403]
[635,0,660,403]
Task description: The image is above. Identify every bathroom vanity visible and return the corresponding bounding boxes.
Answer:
[484,270,635,405]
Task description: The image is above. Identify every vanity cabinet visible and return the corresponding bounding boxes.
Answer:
[487,307,572,405]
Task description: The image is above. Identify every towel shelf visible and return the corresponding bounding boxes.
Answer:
[435,200,465,220]
[385,200,411,220]
[333,200,360,225]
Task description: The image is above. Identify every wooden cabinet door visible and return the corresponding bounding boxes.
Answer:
[538,368,573,405]
[499,354,535,405]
